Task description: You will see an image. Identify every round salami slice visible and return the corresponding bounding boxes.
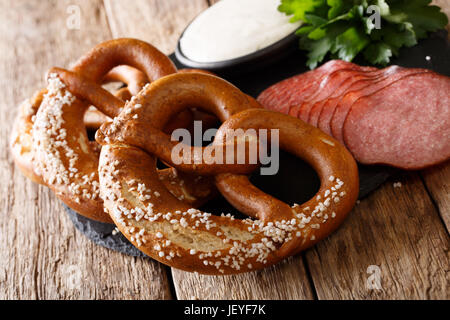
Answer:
[296,65,378,122]
[297,68,368,123]
[285,61,356,118]
[308,69,383,127]
[257,60,367,115]
[343,72,450,169]
[317,66,401,135]
[317,78,382,136]
[330,67,429,144]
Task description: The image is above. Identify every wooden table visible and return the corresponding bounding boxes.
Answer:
[1,0,449,300]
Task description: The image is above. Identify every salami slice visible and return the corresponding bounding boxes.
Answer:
[317,66,401,135]
[343,72,450,169]
[317,78,381,135]
[285,61,355,118]
[308,69,383,127]
[330,67,430,144]
[257,70,315,114]
[297,68,365,122]
[297,65,378,121]
[257,60,368,115]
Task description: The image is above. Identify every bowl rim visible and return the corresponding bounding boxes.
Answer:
[175,22,300,71]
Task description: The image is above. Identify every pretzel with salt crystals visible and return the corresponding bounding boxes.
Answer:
[10,65,150,185]
[88,67,202,131]
[31,39,215,223]
[84,65,150,129]
[95,73,359,274]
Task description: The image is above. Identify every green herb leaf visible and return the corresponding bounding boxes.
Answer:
[278,0,326,23]
[363,42,393,65]
[332,26,371,61]
[300,21,349,68]
[327,0,346,19]
[278,0,449,69]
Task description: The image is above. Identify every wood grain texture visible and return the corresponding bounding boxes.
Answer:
[421,163,450,233]
[305,174,449,299]
[172,257,314,300]
[0,0,171,300]
[103,0,209,54]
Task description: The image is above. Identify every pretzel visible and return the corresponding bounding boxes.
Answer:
[31,38,195,222]
[11,64,151,186]
[84,68,218,133]
[95,73,359,274]
[84,65,150,129]
[11,89,48,184]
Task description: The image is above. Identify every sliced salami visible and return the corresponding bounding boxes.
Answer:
[317,66,401,135]
[330,67,430,144]
[308,69,383,127]
[343,72,450,169]
[297,66,378,122]
[297,68,367,122]
[257,60,366,115]
[317,77,382,135]
[257,70,314,114]
[285,61,356,118]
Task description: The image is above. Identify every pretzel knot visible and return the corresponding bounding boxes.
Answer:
[10,65,147,185]
[95,73,359,275]
[29,39,215,223]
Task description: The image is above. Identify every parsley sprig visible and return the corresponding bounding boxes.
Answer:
[279,0,448,69]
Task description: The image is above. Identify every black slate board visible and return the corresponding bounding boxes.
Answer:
[65,30,449,255]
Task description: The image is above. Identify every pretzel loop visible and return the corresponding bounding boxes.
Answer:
[96,73,359,274]
[10,65,150,185]
[31,39,183,222]
[96,73,261,175]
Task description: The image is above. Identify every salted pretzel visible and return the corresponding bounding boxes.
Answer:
[10,65,148,185]
[84,67,211,132]
[95,73,359,274]
[83,67,218,133]
[31,39,219,223]
[84,65,150,129]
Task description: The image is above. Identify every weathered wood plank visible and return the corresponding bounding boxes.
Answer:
[421,163,450,233]
[305,174,449,299]
[0,0,171,299]
[104,0,209,55]
[103,0,315,300]
[172,257,314,300]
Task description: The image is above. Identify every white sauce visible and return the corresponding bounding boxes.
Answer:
[180,0,302,63]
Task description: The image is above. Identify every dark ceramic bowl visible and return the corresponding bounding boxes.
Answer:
[175,27,300,76]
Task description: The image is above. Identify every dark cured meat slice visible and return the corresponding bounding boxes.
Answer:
[307,69,383,127]
[257,70,315,114]
[330,67,430,144]
[297,68,377,123]
[257,60,366,115]
[294,65,378,122]
[317,78,383,135]
[343,72,450,169]
[285,61,356,118]
[257,61,337,114]
[317,65,401,135]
